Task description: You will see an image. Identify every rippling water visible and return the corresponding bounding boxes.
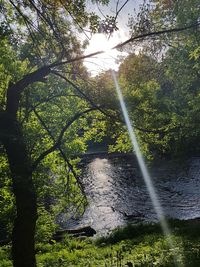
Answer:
[64,154,200,234]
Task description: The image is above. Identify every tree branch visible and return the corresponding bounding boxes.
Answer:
[51,71,108,116]
[51,71,170,134]
[113,22,200,49]
[20,93,80,125]
[50,21,199,68]
[31,107,96,170]
[6,66,51,115]
[32,108,85,194]
[6,20,199,117]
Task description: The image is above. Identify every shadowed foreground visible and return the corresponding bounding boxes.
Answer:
[1,219,200,266]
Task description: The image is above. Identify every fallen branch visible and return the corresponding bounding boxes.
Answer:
[52,226,96,241]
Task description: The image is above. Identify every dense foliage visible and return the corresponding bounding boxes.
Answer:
[93,0,200,158]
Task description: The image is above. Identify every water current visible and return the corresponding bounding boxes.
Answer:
[63,154,200,235]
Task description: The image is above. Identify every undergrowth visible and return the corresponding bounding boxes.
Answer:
[1,219,200,266]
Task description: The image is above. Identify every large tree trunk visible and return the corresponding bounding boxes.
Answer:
[1,112,37,267]
[0,65,51,267]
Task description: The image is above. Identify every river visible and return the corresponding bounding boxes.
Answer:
[61,153,200,235]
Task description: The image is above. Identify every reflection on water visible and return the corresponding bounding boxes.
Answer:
[80,157,125,233]
[73,154,200,235]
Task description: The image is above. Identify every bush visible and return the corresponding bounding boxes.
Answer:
[35,207,57,243]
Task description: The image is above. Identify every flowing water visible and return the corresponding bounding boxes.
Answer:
[64,154,200,235]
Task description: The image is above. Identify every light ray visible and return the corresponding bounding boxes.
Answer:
[112,70,183,267]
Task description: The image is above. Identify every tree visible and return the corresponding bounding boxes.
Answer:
[0,1,116,266]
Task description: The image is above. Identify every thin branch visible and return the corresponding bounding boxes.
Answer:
[50,50,104,68]
[8,0,44,37]
[96,2,107,19]
[6,20,199,117]
[109,0,130,40]
[20,93,80,124]
[22,19,43,60]
[116,0,130,17]
[28,0,68,53]
[116,0,120,14]
[51,70,108,116]
[8,0,60,59]
[32,107,96,170]
[32,108,85,194]
[50,21,200,68]
[113,21,200,49]
[60,1,91,41]
[51,71,175,135]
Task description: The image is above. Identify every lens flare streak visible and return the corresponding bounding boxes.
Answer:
[112,70,182,267]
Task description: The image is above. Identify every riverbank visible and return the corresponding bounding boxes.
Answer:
[1,218,200,266]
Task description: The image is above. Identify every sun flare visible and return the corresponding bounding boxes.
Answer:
[88,34,114,53]
[84,32,127,75]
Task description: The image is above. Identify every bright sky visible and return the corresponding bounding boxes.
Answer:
[83,0,142,75]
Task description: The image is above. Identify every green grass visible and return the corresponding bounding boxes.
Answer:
[1,219,200,266]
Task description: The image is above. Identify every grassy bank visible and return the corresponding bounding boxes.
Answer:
[1,219,200,267]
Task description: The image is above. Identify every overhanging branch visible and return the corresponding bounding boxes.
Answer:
[51,71,108,116]
[32,108,85,193]
[50,21,200,68]
[6,21,199,117]
[32,107,96,170]
[113,22,200,49]
[6,66,51,115]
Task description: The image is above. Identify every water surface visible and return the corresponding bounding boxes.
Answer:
[63,154,200,234]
